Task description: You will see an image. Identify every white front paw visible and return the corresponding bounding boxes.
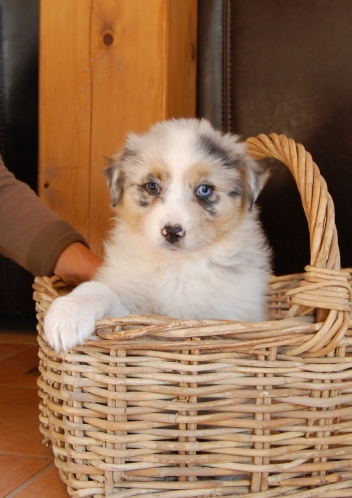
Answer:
[43,281,130,352]
[44,294,97,352]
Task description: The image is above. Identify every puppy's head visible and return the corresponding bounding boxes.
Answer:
[105,118,268,253]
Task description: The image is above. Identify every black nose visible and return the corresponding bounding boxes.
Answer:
[161,224,185,244]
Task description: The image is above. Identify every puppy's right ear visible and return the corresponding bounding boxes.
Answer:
[104,154,124,207]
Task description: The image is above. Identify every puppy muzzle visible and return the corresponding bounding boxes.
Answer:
[161,224,185,244]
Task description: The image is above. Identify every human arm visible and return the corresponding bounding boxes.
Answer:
[53,241,101,286]
[0,156,101,283]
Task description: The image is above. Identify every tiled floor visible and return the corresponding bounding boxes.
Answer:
[0,312,69,497]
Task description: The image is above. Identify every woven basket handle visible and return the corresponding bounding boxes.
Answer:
[246,133,351,356]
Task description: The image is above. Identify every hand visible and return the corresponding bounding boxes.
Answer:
[54,242,102,286]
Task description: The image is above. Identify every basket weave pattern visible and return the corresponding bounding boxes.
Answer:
[34,134,352,497]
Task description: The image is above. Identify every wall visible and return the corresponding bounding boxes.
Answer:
[39,0,197,256]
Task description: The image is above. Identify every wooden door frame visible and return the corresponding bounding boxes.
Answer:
[39,0,198,255]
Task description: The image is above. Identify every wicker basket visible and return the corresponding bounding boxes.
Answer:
[34,134,352,498]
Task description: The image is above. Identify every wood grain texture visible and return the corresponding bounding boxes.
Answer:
[167,0,198,119]
[39,0,92,240]
[39,0,198,256]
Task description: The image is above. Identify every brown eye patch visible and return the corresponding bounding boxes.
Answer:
[136,182,160,207]
[133,170,166,208]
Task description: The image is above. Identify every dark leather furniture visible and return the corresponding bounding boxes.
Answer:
[197,0,352,276]
[0,0,39,312]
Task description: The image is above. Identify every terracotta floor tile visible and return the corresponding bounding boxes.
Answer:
[0,385,52,458]
[0,331,37,346]
[0,346,39,388]
[14,465,70,498]
[0,343,29,360]
[0,455,49,497]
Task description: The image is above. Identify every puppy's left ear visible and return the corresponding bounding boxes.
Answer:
[243,153,270,211]
[104,153,124,207]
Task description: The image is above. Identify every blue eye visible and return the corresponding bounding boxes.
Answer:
[145,182,160,195]
[197,184,213,198]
